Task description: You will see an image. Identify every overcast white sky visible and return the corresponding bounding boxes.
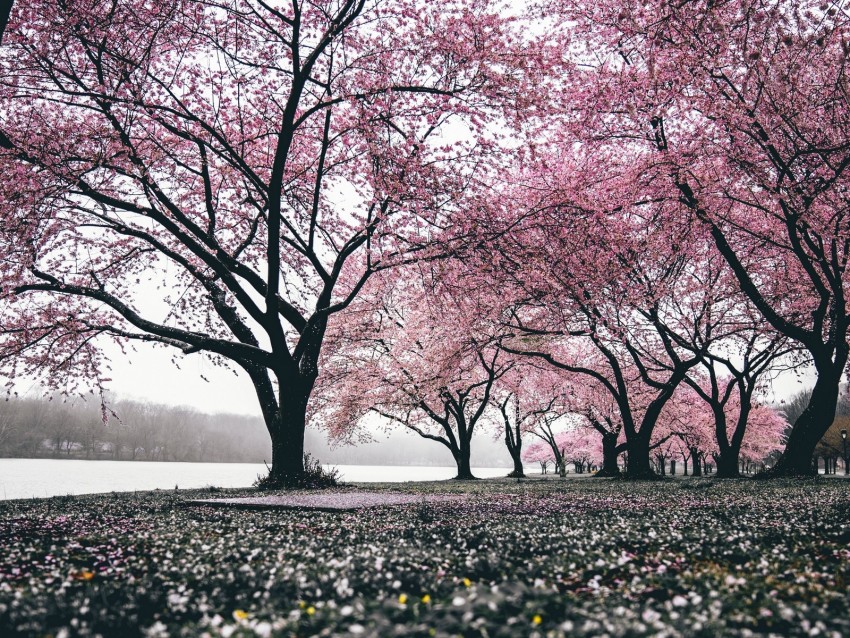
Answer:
[104,343,261,414]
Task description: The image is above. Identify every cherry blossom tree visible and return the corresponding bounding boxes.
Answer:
[658,386,715,476]
[736,404,788,473]
[318,266,511,479]
[488,362,565,478]
[489,198,707,478]
[540,0,850,475]
[521,438,553,474]
[0,0,525,483]
[684,331,795,477]
[564,378,627,477]
[526,412,574,477]
[559,427,601,474]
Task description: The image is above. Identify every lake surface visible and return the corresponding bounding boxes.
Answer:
[0,458,514,500]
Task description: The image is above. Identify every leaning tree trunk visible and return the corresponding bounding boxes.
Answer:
[504,425,525,478]
[767,367,842,477]
[594,433,621,477]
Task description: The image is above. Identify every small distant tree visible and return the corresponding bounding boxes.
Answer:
[489,364,564,478]
[320,269,511,480]
[521,439,554,475]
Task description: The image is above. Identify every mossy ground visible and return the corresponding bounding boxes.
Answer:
[1,476,849,637]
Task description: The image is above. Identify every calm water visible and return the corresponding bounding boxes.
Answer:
[0,458,513,500]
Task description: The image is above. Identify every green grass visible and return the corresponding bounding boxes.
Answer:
[1,477,849,637]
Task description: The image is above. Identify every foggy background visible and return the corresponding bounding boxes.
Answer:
[0,391,515,467]
[0,333,816,469]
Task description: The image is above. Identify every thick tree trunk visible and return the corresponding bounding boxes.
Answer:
[249,360,318,487]
[508,452,525,478]
[690,449,702,477]
[625,436,656,479]
[269,415,306,484]
[504,425,525,478]
[595,433,621,477]
[266,387,310,485]
[455,445,476,480]
[715,452,741,478]
[767,369,841,477]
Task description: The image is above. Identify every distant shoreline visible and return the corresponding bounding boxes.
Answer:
[0,455,513,469]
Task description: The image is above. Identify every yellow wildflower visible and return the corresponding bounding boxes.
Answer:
[462,577,472,587]
[421,594,431,604]
[532,614,542,625]
[398,594,408,605]
[306,606,316,616]
[233,609,249,621]
[77,570,95,581]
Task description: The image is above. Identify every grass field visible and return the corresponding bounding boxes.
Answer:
[1,476,849,637]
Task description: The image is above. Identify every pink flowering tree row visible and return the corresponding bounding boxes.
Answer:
[0,0,838,480]
[0,0,535,484]
[525,0,850,476]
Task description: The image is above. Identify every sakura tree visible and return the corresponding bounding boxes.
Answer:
[541,0,850,475]
[0,0,524,483]
[657,386,715,476]
[318,266,511,479]
[489,194,708,478]
[563,377,627,477]
[488,362,565,478]
[559,427,602,474]
[737,404,788,473]
[526,411,572,477]
[684,330,795,477]
[521,438,554,475]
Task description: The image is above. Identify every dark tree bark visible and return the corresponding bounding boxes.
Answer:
[594,431,623,477]
[624,433,657,479]
[0,0,12,46]
[454,441,475,480]
[769,366,843,476]
[690,448,702,477]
